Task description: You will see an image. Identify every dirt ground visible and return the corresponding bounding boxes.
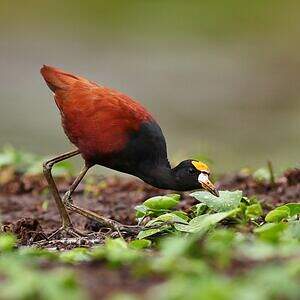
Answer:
[0,168,299,299]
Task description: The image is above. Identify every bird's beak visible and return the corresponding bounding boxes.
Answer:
[198,173,219,197]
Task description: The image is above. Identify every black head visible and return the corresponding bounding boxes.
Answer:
[172,160,219,196]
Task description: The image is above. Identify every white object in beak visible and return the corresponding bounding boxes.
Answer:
[198,173,209,184]
[198,173,219,197]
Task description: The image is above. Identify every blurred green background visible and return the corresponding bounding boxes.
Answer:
[0,0,299,173]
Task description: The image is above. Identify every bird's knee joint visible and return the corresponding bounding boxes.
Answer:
[63,191,72,204]
[43,161,53,173]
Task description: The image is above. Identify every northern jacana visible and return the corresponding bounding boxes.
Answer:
[41,65,218,237]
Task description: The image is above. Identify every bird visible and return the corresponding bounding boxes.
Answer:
[40,65,219,238]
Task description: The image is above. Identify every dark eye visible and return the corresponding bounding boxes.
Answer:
[188,167,196,174]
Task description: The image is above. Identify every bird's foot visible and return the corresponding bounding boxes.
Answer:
[111,220,142,240]
[47,225,84,240]
[113,223,143,235]
[114,221,180,236]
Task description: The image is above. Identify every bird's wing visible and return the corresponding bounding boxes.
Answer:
[41,65,154,158]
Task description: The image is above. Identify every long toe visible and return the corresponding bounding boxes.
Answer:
[117,224,143,235]
[48,226,84,240]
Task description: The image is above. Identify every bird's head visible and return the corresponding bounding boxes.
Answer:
[173,160,219,196]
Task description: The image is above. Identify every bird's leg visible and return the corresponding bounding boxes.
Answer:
[63,168,142,237]
[43,149,83,239]
[62,165,90,205]
[65,202,141,235]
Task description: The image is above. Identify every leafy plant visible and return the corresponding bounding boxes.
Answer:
[191,190,243,212]
[265,203,300,223]
[174,210,238,233]
[0,233,85,300]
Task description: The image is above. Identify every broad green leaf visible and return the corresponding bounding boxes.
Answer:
[174,209,237,233]
[265,206,290,223]
[245,203,263,219]
[143,195,180,210]
[191,190,243,212]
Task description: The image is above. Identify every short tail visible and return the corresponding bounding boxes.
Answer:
[40,65,88,92]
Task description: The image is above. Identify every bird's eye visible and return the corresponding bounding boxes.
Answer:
[188,167,196,174]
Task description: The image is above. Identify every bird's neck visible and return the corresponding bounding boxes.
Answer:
[138,163,177,190]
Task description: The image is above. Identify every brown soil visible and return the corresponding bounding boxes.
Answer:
[0,168,299,299]
[0,174,196,242]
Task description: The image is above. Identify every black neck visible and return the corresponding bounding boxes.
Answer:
[137,163,177,190]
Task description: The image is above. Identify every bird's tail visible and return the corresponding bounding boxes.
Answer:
[40,65,88,92]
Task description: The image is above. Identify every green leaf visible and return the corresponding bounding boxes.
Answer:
[174,209,237,233]
[191,190,243,212]
[165,193,181,201]
[0,234,16,252]
[265,206,290,223]
[245,203,263,219]
[172,211,189,221]
[104,239,141,265]
[137,213,188,239]
[265,203,300,223]
[137,228,164,240]
[254,223,288,242]
[128,239,151,250]
[135,204,148,218]
[159,236,193,258]
[286,221,300,240]
[143,195,180,210]
[194,203,208,216]
[52,161,74,177]
[0,145,20,167]
[253,167,271,182]
[146,213,188,227]
[285,203,300,216]
[59,248,90,263]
